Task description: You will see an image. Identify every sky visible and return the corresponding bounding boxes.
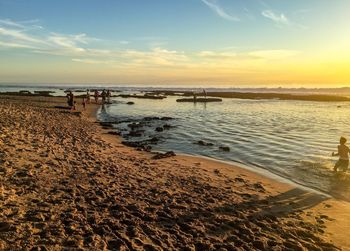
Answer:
[0,0,349,87]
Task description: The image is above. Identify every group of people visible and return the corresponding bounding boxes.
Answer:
[66,89,112,110]
[193,89,207,102]
[93,89,111,104]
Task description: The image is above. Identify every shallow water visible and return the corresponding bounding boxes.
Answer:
[2,85,350,199]
[99,95,350,200]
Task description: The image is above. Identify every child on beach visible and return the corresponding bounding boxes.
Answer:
[82,98,86,110]
[332,136,350,172]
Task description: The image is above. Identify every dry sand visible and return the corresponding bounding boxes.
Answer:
[0,95,349,250]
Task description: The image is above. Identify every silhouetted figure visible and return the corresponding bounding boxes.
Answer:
[94,90,99,103]
[107,89,111,103]
[193,92,197,102]
[101,89,107,104]
[66,91,75,110]
[332,136,350,172]
[203,89,207,99]
[82,98,86,110]
[86,89,90,104]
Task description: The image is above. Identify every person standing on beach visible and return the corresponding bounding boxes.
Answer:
[332,136,350,172]
[94,90,99,103]
[101,89,107,105]
[66,91,74,109]
[193,91,197,102]
[82,98,86,110]
[86,90,90,104]
[203,89,207,99]
[107,89,111,103]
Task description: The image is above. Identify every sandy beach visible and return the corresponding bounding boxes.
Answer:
[0,95,349,250]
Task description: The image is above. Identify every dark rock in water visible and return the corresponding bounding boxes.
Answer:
[163,124,173,130]
[177,98,222,103]
[152,151,176,159]
[148,137,159,143]
[99,122,114,128]
[127,130,143,137]
[160,116,173,120]
[219,146,230,152]
[195,140,214,146]
[122,141,152,152]
[19,90,31,94]
[128,122,142,130]
[108,131,121,136]
[155,127,164,132]
[143,116,160,121]
[127,102,135,105]
[138,145,152,152]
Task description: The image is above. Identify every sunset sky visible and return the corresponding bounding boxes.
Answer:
[0,0,349,87]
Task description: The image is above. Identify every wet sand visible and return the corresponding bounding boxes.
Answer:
[0,95,349,250]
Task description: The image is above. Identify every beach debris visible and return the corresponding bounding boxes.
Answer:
[152,151,176,159]
[219,146,230,152]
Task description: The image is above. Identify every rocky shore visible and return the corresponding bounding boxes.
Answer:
[0,95,348,250]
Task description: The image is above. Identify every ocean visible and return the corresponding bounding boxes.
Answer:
[98,93,350,200]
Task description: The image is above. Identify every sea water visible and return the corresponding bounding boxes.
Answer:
[98,95,350,200]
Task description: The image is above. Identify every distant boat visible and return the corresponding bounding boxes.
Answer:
[176,98,222,102]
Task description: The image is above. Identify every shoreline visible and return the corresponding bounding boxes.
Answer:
[0,95,349,250]
[90,97,349,249]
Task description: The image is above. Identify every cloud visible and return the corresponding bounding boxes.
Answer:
[262,10,290,26]
[121,48,188,66]
[248,50,299,60]
[72,58,113,64]
[0,19,101,56]
[201,0,239,21]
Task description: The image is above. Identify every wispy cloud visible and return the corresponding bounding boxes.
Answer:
[248,50,299,60]
[262,10,290,26]
[0,18,301,71]
[201,0,239,21]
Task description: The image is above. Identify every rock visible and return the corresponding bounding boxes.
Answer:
[219,146,230,152]
[148,137,159,143]
[128,123,142,130]
[122,141,152,152]
[152,151,176,160]
[163,124,173,130]
[143,116,160,121]
[107,131,120,136]
[160,117,173,120]
[155,127,164,132]
[127,131,143,137]
[99,122,114,128]
[195,140,214,146]
[127,102,135,105]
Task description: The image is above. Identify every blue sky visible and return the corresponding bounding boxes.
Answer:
[0,0,349,86]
